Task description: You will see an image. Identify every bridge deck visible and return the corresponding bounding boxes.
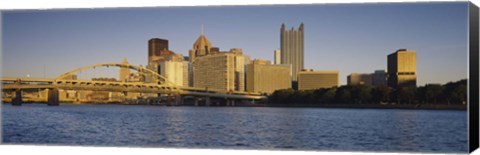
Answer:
[2,77,267,100]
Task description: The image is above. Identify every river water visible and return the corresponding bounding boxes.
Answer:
[1,104,468,153]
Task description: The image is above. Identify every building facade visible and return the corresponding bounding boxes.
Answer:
[246,59,291,94]
[146,38,187,85]
[156,61,187,87]
[387,49,417,88]
[372,70,388,87]
[193,49,245,92]
[119,58,130,82]
[189,34,213,63]
[347,73,373,86]
[280,23,304,81]
[274,49,281,65]
[298,70,338,90]
[148,38,174,64]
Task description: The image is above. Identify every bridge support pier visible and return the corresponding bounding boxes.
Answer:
[12,89,22,106]
[47,88,59,106]
[194,99,199,106]
[225,99,235,106]
[175,94,183,106]
[205,97,211,106]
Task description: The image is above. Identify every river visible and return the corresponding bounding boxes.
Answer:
[1,103,468,153]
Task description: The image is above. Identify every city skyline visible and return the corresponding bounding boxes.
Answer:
[2,2,469,86]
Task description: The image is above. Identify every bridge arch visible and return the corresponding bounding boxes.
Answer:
[55,62,177,87]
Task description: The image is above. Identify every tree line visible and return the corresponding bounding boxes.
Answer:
[269,79,467,105]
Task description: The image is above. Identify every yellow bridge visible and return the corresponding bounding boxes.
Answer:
[1,62,267,106]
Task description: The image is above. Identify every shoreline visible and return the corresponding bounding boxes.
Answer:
[2,102,467,110]
[261,103,467,111]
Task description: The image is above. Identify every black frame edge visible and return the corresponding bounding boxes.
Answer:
[469,1,480,153]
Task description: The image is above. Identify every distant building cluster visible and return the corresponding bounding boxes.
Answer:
[11,23,419,105]
[118,23,417,95]
[345,49,416,88]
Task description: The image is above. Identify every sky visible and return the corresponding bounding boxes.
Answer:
[1,2,469,86]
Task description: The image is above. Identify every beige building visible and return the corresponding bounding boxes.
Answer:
[298,70,338,90]
[274,49,281,65]
[156,60,188,87]
[347,73,373,86]
[119,58,130,82]
[193,49,245,92]
[246,59,291,94]
[189,34,213,63]
[183,61,190,87]
[387,49,417,88]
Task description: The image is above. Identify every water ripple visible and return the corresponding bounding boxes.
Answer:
[2,104,468,153]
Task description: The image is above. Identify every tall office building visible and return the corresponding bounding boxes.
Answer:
[274,49,281,65]
[189,34,213,63]
[298,70,338,90]
[119,58,130,82]
[193,49,245,92]
[387,49,417,88]
[280,23,304,81]
[347,73,373,86]
[148,38,173,64]
[246,59,291,94]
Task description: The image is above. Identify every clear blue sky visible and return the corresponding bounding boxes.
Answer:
[2,2,469,86]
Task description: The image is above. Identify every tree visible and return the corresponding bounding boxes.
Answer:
[322,88,337,104]
[393,86,416,104]
[442,80,467,104]
[372,85,391,103]
[335,86,352,104]
[269,88,296,104]
[401,86,417,104]
[425,84,444,104]
[348,85,371,104]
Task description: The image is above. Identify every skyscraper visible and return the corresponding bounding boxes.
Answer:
[189,34,213,63]
[280,23,304,82]
[148,38,171,64]
[387,49,417,88]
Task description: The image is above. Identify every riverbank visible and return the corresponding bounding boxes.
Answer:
[262,103,467,110]
[2,101,467,110]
